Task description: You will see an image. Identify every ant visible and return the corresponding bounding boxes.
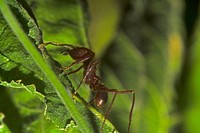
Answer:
[39,42,135,133]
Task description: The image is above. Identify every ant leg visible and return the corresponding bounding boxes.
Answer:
[74,62,98,94]
[109,89,135,133]
[62,56,96,72]
[74,62,97,94]
[66,65,83,75]
[38,43,48,53]
[61,61,78,71]
[42,42,75,49]
[100,91,117,133]
[88,97,95,104]
[38,42,75,57]
[74,74,87,94]
[95,89,135,133]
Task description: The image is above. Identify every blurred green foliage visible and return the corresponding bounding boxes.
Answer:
[0,0,200,133]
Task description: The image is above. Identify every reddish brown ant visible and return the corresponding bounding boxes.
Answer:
[39,42,135,133]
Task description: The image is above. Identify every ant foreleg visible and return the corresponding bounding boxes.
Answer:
[66,65,83,75]
[61,61,78,71]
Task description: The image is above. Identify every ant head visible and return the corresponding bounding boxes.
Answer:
[94,92,108,107]
[68,47,95,62]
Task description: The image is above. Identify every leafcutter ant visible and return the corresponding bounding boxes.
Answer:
[39,42,135,133]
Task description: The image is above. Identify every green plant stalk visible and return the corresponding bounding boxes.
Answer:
[0,1,91,133]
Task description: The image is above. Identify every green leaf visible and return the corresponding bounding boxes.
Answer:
[0,80,43,133]
[0,80,77,133]
[182,12,200,133]
[87,0,123,57]
[27,0,90,75]
[0,0,92,132]
[27,0,118,132]
[0,80,44,101]
[0,113,11,133]
[99,0,184,132]
[28,0,89,45]
[0,0,117,132]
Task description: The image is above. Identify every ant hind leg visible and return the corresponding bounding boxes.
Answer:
[94,89,135,133]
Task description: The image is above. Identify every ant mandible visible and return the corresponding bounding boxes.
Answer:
[39,42,135,133]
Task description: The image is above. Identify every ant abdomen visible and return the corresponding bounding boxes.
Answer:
[94,92,108,107]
